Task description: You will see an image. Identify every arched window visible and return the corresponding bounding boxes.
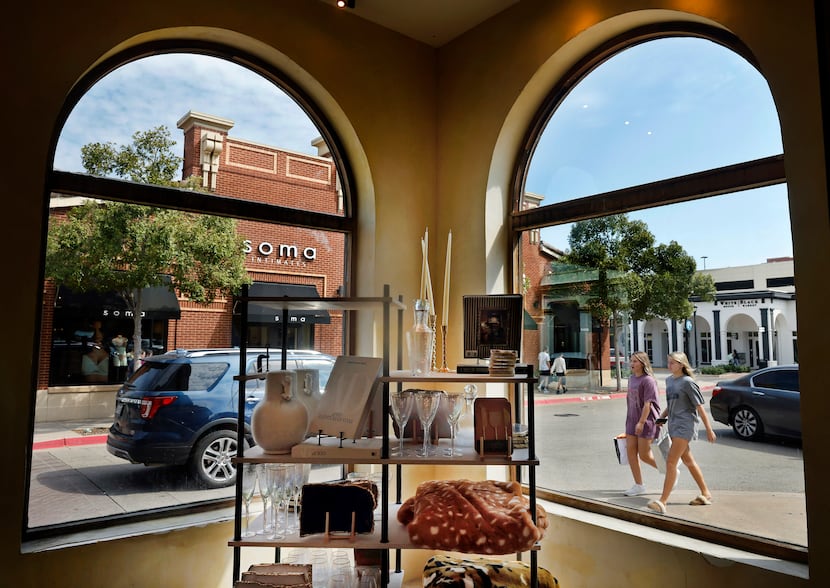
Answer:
[514,32,803,560]
[28,48,353,537]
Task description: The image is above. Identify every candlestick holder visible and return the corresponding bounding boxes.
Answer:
[429,314,438,372]
[439,324,450,372]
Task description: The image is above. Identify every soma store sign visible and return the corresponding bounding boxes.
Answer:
[244,240,317,267]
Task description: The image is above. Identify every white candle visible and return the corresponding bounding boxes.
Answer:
[425,251,436,317]
[420,237,426,300]
[443,230,452,325]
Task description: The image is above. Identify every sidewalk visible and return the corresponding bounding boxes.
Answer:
[33,419,111,450]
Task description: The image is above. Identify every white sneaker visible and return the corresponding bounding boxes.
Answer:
[624,483,647,496]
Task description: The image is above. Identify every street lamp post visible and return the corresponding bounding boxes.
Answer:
[701,256,708,270]
[693,305,699,368]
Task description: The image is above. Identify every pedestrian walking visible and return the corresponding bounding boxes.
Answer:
[537,347,551,392]
[551,353,567,393]
[646,351,717,514]
[622,351,661,496]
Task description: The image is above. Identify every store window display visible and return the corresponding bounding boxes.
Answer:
[81,339,110,383]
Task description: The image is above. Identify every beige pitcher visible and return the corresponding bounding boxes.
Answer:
[251,370,309,454]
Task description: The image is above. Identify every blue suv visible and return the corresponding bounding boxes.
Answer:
[106,348,335,488]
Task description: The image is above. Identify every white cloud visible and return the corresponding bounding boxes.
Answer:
[54,53,321,172]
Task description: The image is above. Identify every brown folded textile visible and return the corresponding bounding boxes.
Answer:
[398,479,548,554]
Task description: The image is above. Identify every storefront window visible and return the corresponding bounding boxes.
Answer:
[515,33,804,557]
[29,49,353,535]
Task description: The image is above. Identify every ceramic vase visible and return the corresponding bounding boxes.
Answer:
[293,368,322,422]
[251,370,309,454]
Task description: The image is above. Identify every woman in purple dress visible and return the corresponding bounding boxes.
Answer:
[623,351,661,496]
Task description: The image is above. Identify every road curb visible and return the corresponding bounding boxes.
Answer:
[33,434,109,451]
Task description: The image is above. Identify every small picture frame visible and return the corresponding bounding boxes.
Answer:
[462,294,523,360]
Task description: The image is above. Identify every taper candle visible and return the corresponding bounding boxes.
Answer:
[442,230,452,325]
[420,237,426,300]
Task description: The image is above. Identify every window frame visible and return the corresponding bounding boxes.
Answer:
[510,25,805,563]
[25,42,356,543]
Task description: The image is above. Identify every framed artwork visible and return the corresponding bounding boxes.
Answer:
[462,294,523,359]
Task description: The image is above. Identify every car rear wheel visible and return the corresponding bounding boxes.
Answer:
[190,429,245,488]
[732,406,763,441]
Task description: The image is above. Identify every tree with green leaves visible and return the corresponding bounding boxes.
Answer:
[46,126,250,367]
[564,214,715,389]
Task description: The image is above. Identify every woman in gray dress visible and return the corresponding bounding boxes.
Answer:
[646,352,716,514]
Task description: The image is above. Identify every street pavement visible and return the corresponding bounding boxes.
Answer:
[30,368,807,551]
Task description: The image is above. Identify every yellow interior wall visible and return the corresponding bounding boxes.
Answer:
[4,0,828,586]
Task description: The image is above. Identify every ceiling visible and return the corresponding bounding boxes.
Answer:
[319,0,520,47]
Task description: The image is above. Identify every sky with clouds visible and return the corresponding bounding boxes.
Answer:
[525,37,791,270]
[54,54,321,173]
[55,40,792,271]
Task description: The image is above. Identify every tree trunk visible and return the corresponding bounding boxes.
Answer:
[131,288,143,375]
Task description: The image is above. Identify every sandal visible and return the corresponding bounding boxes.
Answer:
[646,500,666,514]
[689,494,712,506]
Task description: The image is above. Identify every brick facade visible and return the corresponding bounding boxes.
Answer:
[39,112,345,390]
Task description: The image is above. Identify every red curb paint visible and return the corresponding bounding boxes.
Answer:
[33,434,108,451]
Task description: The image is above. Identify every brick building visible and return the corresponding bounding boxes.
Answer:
[39,112,345,419]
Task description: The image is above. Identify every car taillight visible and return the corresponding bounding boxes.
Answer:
[711,386,722,398]
[140,396,177,419]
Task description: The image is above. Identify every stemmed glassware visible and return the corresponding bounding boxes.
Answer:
[268,464,291,540]
[289,463,311,532]
[443,392,465,457]
[390,390,415,456]
[241,463,258,537]
[256,463,273,535]
[414,390,442,457]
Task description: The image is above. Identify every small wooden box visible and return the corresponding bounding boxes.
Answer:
[473,397,512,454]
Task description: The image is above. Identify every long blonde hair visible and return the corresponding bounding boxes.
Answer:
[667,351,695,378]
[629,351,653,376]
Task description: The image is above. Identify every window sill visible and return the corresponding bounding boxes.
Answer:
[21,506,235,554]
[541,498,809,580]
[23,498,808,581]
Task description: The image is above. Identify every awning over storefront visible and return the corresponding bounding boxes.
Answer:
[236,283,331,324]
[523,309,538,330]
[55,278,181,320]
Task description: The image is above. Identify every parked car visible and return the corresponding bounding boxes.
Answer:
[106,348,336,488]
[709,364,800,441]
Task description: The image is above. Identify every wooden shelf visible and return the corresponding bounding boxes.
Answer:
[229,503,540,552]
[236,429,537,466]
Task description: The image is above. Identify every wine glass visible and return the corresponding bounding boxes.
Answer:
[267,464,289,540]
[241,463,258,537]
[414,390,442,457]
[389,390,415,456]
[290,463,310,531]
[256,463,272,535]
[443,392,465,457]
